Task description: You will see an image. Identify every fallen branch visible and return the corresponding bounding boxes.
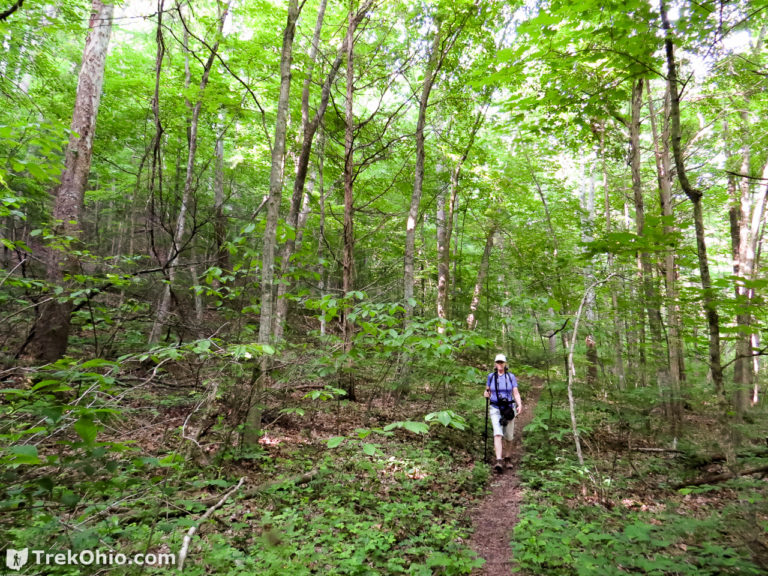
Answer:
[674,464,768,489]
[120,469,327,526]
[177,476,245,571]
[229,469,325,499]
[632,447,685,454]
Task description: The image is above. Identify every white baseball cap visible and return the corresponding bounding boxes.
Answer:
[494,353,507,363]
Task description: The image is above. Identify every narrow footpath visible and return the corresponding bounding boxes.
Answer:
[470,379,542,576]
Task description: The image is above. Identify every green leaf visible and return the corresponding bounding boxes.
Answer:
[402,421,429,435]
[30,379,67,392]
[623,521,653,543]
[192,339,211,353]
[79,358,119,369]
[74,417,98,446]
[362,443,377,456]
[158,453,184,467]
[326,436,345,448]
[8,445,41,465]
[61,490,80,506]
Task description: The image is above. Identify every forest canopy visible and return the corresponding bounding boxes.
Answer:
[1,0,767,574]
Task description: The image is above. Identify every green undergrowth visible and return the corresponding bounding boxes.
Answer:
[0,354,492,575]
[2,437,488,575]
[204,441,487,576]
[512,380,768,576]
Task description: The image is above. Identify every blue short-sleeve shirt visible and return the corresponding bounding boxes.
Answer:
[486,371,517,407]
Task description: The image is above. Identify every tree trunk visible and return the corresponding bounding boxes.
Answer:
[728,118,752,413]
[247,0,301,445]
[273,0,373,341]
[149,3,229,343]
[404,24,443,321]
[567,275,616,466]
[661,0,724,395]
[599,121,626,389]
[31,1,114,362]
[256,0,300,348]
[630,79,665,388]
[450,205,465,317]
[342,0,356,400]
[728,28,766,413]
[272,0,327,342]
[467,226,495,330]
[316,130,328,337]
[145,0,166,281]
[295,165,316,251]
[580,152,598,387]
[213,120,229,276]
[732,155,768,410]
[436,172,449,329]
[191,246,203,330]
[437,111,485,330]
[648,79,683,421]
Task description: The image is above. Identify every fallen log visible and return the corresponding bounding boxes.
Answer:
[674,464,768,489]
[632,447,685,454]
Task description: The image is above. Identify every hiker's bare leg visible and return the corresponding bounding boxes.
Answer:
[502,438,513,459]
[494,435,503,460]
[502,421,514,459]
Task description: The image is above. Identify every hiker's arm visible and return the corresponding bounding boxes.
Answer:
[514,387,522,413]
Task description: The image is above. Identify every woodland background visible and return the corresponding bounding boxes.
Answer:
[1,0,767,574]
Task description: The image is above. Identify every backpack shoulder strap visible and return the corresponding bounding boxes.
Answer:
[495,369,512,400]
[493,365,514,399]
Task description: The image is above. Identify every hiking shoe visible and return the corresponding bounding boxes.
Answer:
[504,457,513,470]
[493,459,504,474]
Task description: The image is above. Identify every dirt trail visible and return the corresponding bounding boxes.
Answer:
[470,379,542,576]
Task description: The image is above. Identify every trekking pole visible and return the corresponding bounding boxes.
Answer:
[483,396,489,464]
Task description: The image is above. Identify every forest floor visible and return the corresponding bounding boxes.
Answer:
[470,378,542,575]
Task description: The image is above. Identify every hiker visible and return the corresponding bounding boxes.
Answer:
[484,353,523,473]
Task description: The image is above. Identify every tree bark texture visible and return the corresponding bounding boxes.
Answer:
[404,23,443,321]
[630,78,665,387]
[257,0,300,347]
[728,29,767,412]
[342,0,356,401]
[436,110,485,329]
[213,122,229,276]
[580,152,598,386]
[436,178,449,328]
[272,0,328,342]
[599,122,626,389]
[731,155,768,410]
[648,79,683,420]
[31,1,114,362]
[661,0,724,395]
[466,227,495,331]
[247,0,301,445]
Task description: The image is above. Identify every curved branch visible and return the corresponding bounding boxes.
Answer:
[177,476,245,570]
[174,2,273,152]
[0,0,24,22]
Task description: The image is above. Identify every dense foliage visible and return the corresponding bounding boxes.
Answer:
[1,0,767,573]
